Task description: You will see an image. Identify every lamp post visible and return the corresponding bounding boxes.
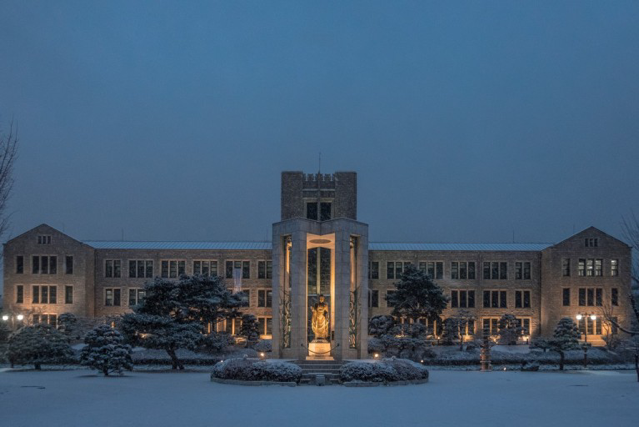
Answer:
[1,313,25,330]
[575,313,596,368]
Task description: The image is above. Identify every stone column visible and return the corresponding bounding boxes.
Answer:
[289,230,308,360]
[333,229,352,360]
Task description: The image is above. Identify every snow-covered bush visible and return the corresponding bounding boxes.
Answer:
[340,358,429,383]
[211,357,302,383]
[6,324,73,370]
[369,335,435,361]
[253,340,272,353]
[80,325,133,376]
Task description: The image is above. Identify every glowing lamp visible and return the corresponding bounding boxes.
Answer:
[374,353,380,359]
[590,314,597,321]
[575,314,583,321]
[16,314,24,321]
[1,315,8,321]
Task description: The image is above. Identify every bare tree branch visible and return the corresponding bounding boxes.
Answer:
[0,119,18,240]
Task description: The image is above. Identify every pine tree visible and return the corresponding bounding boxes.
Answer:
[498,314,524,345]
[549,317,581,370]
[121,275,243,369]
[368,315,395,338]
[58,313,79,339]
[80,325,133,376]
[386,265,448,323]
[6,324,73,370]
[238,314,260,347]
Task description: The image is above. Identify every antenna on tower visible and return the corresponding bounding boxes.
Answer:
[318,152,321,175]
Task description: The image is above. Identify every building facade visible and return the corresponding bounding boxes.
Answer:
[2,171,634,358]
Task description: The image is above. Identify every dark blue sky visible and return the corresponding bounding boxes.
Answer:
[1,1,638,244]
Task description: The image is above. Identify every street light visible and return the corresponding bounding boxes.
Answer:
[1,313,25,329]
[575,313,596,368]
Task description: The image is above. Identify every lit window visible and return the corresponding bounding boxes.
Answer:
[610,259,619,277]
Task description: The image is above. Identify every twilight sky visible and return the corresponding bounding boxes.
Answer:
[1,1,638,245]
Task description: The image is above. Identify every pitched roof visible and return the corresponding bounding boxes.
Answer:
[367,242,551,251]
[83,241,272,250]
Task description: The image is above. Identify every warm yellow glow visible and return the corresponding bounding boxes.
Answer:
[576,314,583,321]
[16,314,24,321]
[590,314,597,321]
[374,353,380,358]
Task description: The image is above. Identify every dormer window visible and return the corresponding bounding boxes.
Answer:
[585,238,598,247]
[37,235,52,244]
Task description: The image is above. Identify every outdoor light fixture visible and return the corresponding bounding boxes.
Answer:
[575,314,583,321]
[590,314,597,321]
[16,314,24,321]
[1,315,8,321]
[374,353,379,358]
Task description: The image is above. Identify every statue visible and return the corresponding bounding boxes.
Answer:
[311,294,329,342]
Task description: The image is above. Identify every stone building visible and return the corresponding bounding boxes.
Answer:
[2,171,633,357]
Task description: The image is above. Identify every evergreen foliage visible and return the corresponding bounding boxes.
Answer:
[533,317,581,370]
[121,275,244,369]
[238,314,259,346]
[80,325,133,376]
[57,313,79,339]
[369,315,395,338]
[386,265,448,323]
[6,324,73,369]
[498,314,524,345]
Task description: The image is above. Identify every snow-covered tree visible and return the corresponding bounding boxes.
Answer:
[80,325,133,376]
[444,310,475,350]
[57,313,78,338]
[238,314,259,347]
[498,314,524,345]
[369,315,395,338]
[0,320,10,343]
[121,275,244,370]
[386,265,448,323]
[6,324,73,370]
[534,317,581,370]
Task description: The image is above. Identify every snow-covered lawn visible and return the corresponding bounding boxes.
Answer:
[0,369,637,427]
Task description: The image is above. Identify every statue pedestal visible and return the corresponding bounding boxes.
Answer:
[307,341,333,360]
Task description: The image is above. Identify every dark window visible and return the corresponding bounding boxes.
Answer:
[369,290,379,308]
[436,262,443,280]
[130,260,153,278]
[370,262,379,280]
[65,256,74,275]
[579,288,586,306]
[242,261,250,279]
[468,290,475,308]
[562,259,571,277]
[515,290,522,308]
[146,260,154,277]
[16,285,24,304]
[258,261,272,279]
[523,262,531,280]
[515,290,531,308]
[460,262,467,279]
[225,261,233,278]
[49,286,57,304]
[65,286,73,304]
[306,202,318,220]
[612,288,619,306]
[258,290,272,308]
[105,288,121,306]
[483,262,490,280]
[451,290,459,308]
[451,262,459,280]
[596,288,602,306]
[320,202,332,221]
[500,291,507,308]
[240,290,250,307]
[562,288,570,306]
[42,285,48,303]
[500,263,507,280]
[129,289,137,306]
[483,291,490,308]
[587,288,594,306]
[460,290,467,308]
[32,256,40,274]
[16,256,24,274]
[49,256,57,274]
[468,262,476,280]
[387,262,395,280]
[105,260,121,278]
[492,262,499,280]
[32,285,40,303]
[515,262,523,280]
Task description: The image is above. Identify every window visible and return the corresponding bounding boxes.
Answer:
[516,318,531,335]
[37,235,52,244]
[306,202,332,221]
[419,261,443,280]
[562,259,571,277]
[225,260,250,279]
[578,259,586,276]
[32,285,57,304]
[193,260,218,277]
[369,262,379,280]
[258,261,272,279]
[515,262,531,280]
[16,256,24,274]
[130,260,154,278]
[610,317,619,335]
[451,262,473,280]
[483,290,507,308]
[16,285,24,304]
[65,285,73,304]
[578,317,602,335]
[585,238,598,247]
[578,288,602,307]
[482,318,500,336]
[128,289,146,306]
[105,260,122,278]
[257,317,273,337]
[610,259,619,277]
[161,260,186,278]
[594,259,603,276]
[387,261,410,280]
[105,288,121,306]
[33,314,57,326]
[579,258,603,277]
[483,262,507,280]
[515,290,531,308]
[611,288,619,306]
[32,256,57,274]
[450,290,475,308]
[258,289,272,307]
[562,288,571,306]
[65,256,74,275]
[369,290,379,308]
[386,290,396,308]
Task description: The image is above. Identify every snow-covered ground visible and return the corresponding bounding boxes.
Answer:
[0,369,637,427]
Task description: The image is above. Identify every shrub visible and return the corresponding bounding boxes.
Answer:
[340,358,429,383]
[202,332,235,353]
[6,324,73,370]
[80,325,133,376]
[253,340,272,353]
[211,357,302,383]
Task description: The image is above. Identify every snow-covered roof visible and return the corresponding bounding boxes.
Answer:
[83,240,551,252]
[83,241,272,250]
[368,243,552,251]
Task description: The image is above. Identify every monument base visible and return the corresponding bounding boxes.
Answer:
[307,341,333,360]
